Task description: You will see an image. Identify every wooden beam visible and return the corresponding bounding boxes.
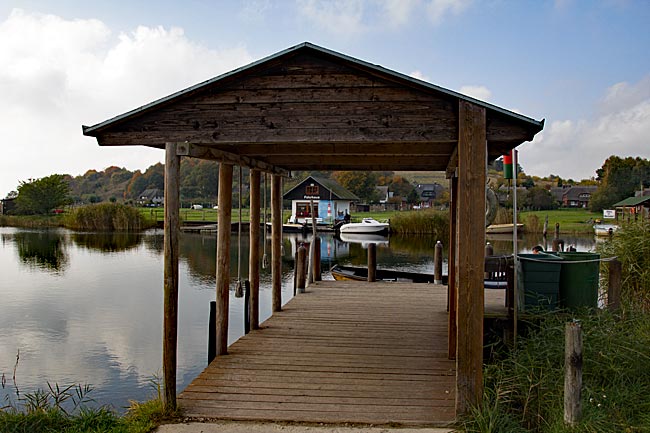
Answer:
[249,169,261,330]
[271,174,282,312]
[447,175,458,360]
[455,101,486,415]
[163,142,180,410]
[222,142,457,156]
[216,163,233,356]
[176,142,289,176]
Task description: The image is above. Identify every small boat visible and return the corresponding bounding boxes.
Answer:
[330,264,443,284]
[486,223,524,234]
[339,218,389,234]
[594,224,619,236]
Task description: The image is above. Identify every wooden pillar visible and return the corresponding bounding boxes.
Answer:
[271,174,282,312]
[163,142,180,410]
[249,170,261,330]
[216,163,233,356]
[447,175,458,359]
[367,243,377,282]
[456,101,486,415]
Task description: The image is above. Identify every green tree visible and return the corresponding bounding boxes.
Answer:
[590,156,650,211]
[333,171,379,203]
[522,186,557,210]
[15,174,71,215]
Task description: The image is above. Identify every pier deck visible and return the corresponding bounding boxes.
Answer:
[179,281,506,426]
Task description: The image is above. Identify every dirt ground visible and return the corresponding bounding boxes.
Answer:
[155,420,454,433]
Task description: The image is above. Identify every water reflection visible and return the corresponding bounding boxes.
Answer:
[6,230,68,272]
[71,232,142,252]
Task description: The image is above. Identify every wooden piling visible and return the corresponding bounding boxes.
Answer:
[367,243,377,282]
[555,222,560,239]
[207,301,216,364]
[163,142,180,410]
[249,170,261,330]
[564,321,583,426]
[216,163,233,356]
[447,175,458,359]
[484,243,493,280]
[271,174,282,312]
[608,258,622,311]
[296,244,307,293]
[313,237,322,281]
[434,241,443,285]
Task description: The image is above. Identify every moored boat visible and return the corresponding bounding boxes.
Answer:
[338,218,389,234]
[593,223,619,236]
[486,223,524,234]
[330,264,443,284]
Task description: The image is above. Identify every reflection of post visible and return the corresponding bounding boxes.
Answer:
[367,243,377,282]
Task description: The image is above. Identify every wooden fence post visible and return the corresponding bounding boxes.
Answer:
[608,258,622,311]
[367,243,377,282]
[564,321,583,426]
[434,241,443,284]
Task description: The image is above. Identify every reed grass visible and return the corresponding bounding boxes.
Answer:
[63,204,155,232]
[388,209,449,237]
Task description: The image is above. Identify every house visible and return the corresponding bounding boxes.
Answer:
[415,183,445,208]
[283,176,359,224]
[550,186,570,204]
[375,186,391,204]
[0,197,17,215]
[139,188,164,206]
[613,194,650,221]
[561,186,597,208]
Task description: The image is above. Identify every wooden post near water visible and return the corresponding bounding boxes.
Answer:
[163,143,180,410]
[367,243,377,282]
[271,174,282,312]
[249,169,261,330]
[484,243,493,280]
[455,101,486,415]
[434,241,443,285]
[216,163,233,356]
[313,237,321,281]
[296,244,307,293]
[564,321,583,426]
[447,175,458,358]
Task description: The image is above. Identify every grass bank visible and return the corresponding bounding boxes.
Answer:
[459,221,650,432]
[0,214,64,228]
[64,204,155,231]
[519,209,602,235]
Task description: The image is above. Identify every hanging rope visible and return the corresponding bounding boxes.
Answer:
[235,165,243,298]
[262,172,269,269]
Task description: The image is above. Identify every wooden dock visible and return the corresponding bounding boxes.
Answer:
[179,281,506,426]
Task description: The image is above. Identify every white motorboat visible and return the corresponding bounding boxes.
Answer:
[338,218,389,234]
[594,224,619,236]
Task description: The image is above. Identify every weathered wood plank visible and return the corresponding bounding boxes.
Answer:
[455,101,486,414]
[248,169,261,329]
[216,164,233,356]
[271,174,282,312]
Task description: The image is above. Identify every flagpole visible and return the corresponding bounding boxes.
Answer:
[512,149,519,344]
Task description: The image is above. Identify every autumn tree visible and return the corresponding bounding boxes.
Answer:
[590,156,650,211]
[333,171,379,203]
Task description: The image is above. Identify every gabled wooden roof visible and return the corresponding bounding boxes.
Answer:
[283,175,359,201]
[83,42,544,174]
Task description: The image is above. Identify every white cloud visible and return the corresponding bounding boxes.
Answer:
[296,0,366,35]
[425,0,472,24]
[378,0,419,28]
[523,76,650,180]
[459,85,492,101]
[0,9,253,196]
[410,70,431,82]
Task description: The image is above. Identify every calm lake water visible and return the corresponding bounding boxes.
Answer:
[0,227,597,411]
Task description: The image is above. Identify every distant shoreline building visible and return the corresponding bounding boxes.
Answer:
[283,176,359,224]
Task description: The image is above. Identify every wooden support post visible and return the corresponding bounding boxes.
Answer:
[249,170,261,330]
[208,301,216,364]
[484,243,493,280]
[313,237,322,281]
[608,258,622,311]
[434,241,443,285]
[367,243,377,282]
[447,175,458,359]
[271,174,282,312]
[555,222,560,239]
[216,163,233,356]
[455,101,486,415]
[163,143,180,410]
[296,244,307,293]
[564,321,583,426]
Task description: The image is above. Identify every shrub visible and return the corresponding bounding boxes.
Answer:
[389,209,449,237]
[63,203,155,232]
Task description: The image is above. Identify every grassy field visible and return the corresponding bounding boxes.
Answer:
[519,208,603,234]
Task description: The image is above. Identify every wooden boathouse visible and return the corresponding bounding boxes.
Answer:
[83,42,544,424]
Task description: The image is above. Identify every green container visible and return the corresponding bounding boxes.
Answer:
[519,253,564,311]
[558,252,600,309]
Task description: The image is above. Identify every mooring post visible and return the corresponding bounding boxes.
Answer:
[564,320,583,426]
[296,244,307,294]
[207,301,216,365]
[608,258,622,311]
[368,243,377,282]
[244,281,250,335]
[555,222,560,239]
[484,242,493,280]
[313,237,322,281]
[434,240,443,284]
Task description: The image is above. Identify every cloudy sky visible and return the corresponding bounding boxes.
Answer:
[1,0,649,197]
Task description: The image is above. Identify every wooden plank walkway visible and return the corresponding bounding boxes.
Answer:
[179,281,506,426]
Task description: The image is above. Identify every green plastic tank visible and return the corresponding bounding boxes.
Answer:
[558,252,600,309]
[518,253,563,311]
